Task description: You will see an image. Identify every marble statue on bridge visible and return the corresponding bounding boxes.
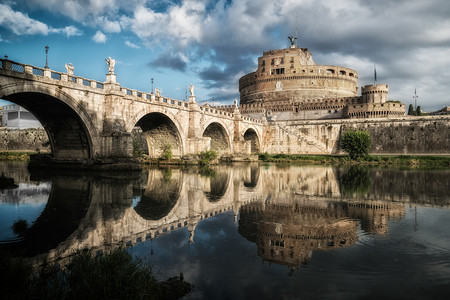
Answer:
[65,63,74,75]
[189,83,194,96]
[105,57,115,74]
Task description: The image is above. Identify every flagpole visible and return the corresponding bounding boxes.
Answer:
[374,64,377,87]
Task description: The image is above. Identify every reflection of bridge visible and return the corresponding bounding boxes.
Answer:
[0,59,263,163]
[7,165,442,268]
[17,165,263,263]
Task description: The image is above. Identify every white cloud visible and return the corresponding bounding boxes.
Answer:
[125,40,140,48]
[0,3,49,35]
[92,31,107,43]
[0,4,82,37]
[97,16,122,33]
[50,25,82,37]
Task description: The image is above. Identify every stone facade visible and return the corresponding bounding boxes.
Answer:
[238,44,405,121]
[0,128,49,152]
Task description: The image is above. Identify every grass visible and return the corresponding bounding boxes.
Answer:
[258,153,450,168]
[0,151,34,161]
[0,248,192,299]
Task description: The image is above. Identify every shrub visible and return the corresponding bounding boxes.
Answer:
[198,150,218,166]
[341,129,372,159]
[161,144,173,160]
[0,248,192,299]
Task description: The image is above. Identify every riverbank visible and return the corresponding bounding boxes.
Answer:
[258,153,450,167]
[1,151,449,168]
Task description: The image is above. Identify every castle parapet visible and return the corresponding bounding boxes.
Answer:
[361,84,389,104]
[345,102,405,119]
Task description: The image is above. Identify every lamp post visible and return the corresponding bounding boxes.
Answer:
[45,45,49,69]
[151,77,154,94]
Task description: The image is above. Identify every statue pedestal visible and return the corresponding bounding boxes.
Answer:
[104,73,120,91]
[188,95,196,104]
[106,73,116,83]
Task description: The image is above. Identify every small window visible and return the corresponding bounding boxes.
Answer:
[290,57,294,62]
[262,60,265,66]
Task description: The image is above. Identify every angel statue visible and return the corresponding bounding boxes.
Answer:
[188,83,195,96]
[288,36,297,48]
[105,57,115,74]
[65,63,74,75]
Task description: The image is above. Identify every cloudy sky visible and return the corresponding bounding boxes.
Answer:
[1,0,450,111]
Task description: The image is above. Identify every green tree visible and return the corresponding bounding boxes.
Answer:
[416,105,422,116]
[408,104,416,116]
[341,129,372,159]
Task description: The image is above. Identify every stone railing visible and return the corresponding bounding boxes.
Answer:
[0,58,191,109]
[0,58,106,90]
[204,104,264,123]
[120,86,189,108]
[200,105,234,118]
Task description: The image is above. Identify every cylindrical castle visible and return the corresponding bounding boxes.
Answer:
[239,47,359,105]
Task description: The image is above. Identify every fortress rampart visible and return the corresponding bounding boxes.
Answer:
[262,115,450,155]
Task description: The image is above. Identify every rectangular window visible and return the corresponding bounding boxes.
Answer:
[281,58,284,64]
[262,60,265,66]
[271,59,274,65]
[290,57,294,62]
[275,68,285,75]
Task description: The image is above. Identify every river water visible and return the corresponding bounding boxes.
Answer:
[1,161,449,299]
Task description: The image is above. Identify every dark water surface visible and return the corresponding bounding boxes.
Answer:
[1,161,449,299]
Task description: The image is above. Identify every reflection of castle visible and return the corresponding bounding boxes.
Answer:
[218,40,405,120]
[239,197,405,268]
[239,201,358,268]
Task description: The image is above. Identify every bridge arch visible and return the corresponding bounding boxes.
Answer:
[202,168,231,203]
[243,127,261,154]
[0,82,97,159]
[202,121,232,155]
[134,168,183,220]
[133,112,184,158]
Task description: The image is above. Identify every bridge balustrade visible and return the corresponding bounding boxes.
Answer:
[32,67,44,76]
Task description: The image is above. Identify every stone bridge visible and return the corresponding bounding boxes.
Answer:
[0,58,264,162]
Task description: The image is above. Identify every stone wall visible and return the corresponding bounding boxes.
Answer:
[1,116,449,156]
[262,116,450,155]
[0,128,50,152]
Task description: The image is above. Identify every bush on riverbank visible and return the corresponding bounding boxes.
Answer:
[0,248,192,299]
[341,129,372,159]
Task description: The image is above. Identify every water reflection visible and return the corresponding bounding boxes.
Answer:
[1,163,449,272]
[134,168,182,220]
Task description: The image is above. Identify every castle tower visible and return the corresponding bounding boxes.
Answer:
[361,84,389,104]
[239,42,359,105]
